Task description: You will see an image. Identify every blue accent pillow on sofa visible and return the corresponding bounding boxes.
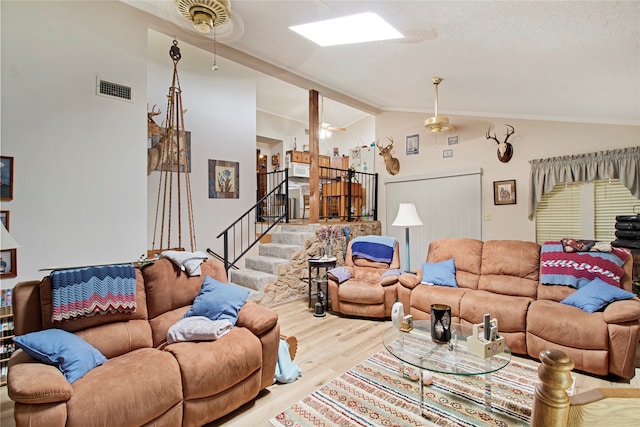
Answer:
[561,277,635,313]
[184,275,250,325]
[421,258,458,287]
[13,328,107,383]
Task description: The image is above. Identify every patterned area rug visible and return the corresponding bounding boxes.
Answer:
[270,349,537,427]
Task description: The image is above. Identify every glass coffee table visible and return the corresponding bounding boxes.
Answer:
[383,320,511,416]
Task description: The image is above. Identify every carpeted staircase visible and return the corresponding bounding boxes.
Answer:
[229,224,317,301]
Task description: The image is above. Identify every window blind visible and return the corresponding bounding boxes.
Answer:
[535,182,581,244]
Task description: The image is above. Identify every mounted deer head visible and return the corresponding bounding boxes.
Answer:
[376,137,400,175]
[147,104,162,138]
[486,124,515,163]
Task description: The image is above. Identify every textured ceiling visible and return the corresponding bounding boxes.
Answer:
[126,0,640,128]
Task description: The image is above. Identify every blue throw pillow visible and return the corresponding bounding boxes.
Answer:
[184,275,250,325]
[421,258,458,287]
[13,328,107,383]
[561,277,636,313]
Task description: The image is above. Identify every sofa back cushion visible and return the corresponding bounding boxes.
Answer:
[479,240,541,298]
[426,238,483,290]
[36,269,153,358]
[142,258,228,347]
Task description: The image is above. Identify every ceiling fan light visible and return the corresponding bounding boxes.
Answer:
[191,7,214,32]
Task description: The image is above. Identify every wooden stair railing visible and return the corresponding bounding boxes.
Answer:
[532,349,640,426]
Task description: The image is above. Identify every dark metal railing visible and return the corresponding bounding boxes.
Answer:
[213,169,289,272]
[212,167,378,273]
[318,167,378,221]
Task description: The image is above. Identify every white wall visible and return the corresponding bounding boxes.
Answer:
[1,1,149,288]
[375,111,639,247]
[146,31,258,257]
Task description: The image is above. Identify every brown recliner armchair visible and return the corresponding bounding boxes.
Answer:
[327,237,401,318]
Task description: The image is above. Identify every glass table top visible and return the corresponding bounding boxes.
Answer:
[382,320,511,376]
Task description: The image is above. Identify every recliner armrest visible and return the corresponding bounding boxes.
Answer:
[398,271,421,289]
[603,297,640,324]
[8,350,73,404]
[236,302,278,336]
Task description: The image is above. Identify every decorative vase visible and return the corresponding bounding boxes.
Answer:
[430,304,452,343]
[325,242,333,259]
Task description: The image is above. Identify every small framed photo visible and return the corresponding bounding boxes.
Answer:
[448,136,459,145]
[406,134,419,155]
[443,149,453,158]
[0,249,16,278]
[208,159,239,199]
[1,156,14,201]
[0,211,8,230]
[494,179,516,205]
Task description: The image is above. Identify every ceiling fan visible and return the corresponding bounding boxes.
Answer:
[424,77,455,133]
[174,0,244,42]
[320,96,346,139]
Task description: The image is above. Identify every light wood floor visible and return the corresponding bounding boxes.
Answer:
[2,299,639,427]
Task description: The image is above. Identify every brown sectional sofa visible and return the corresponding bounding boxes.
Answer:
[7,258,280,427]
[397,238,640,379]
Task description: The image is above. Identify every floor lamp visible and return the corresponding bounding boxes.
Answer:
[392,203,423,273]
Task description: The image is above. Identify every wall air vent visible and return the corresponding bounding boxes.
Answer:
[96,77,133,102]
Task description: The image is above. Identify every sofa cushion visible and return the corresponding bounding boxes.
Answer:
[13,328,107,384]
[142,259,227,319]
[459,290,532,334]
[184,275,249,326]
[66,348,182,427]
[426,238,483,290]
[527,300,608,350]
[165,326,262,399]
[338,280,386,304]
[421,259,458,287]
[479,240,540,298]
[560,278,636,313]
[410,285,466,321]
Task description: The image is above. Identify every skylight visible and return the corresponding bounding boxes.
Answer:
[289,12,404,47]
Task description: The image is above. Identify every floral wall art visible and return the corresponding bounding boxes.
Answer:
[208,159,239,199]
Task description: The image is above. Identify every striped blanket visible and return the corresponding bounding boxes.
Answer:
[51,264,137,322]
[540,241,629,289]
[351,236,397,263]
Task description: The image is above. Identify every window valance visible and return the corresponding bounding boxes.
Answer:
[528,146,640,220]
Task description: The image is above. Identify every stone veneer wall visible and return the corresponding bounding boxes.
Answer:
[256,221,382,307]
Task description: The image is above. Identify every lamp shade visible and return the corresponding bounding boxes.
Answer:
[1,223,20,250]
[392,203,423,227]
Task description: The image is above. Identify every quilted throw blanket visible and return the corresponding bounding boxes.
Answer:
[51,264,137,322]
[351,236,397,263]
[540,241,630,289]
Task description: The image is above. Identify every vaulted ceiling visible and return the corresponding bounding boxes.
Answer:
[126,1,640,129]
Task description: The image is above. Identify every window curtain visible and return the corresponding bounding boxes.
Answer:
[528,146,640,220]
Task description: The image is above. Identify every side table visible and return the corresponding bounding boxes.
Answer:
[308,257,337,317]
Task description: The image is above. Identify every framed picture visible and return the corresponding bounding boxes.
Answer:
[208,159,239,199]
[494,179,516,205]
[0,249,16,278]
[406,134,419,155]
[443,149,453,158]
[1,156,14,201]
[0,211,8,230]
[448,136,459,145]
[150,130,191,173]
[350,147,361,166]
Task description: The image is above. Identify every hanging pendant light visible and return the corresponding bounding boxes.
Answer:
[424,77,455,133]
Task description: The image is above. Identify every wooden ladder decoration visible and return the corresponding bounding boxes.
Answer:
[150,40,196,258]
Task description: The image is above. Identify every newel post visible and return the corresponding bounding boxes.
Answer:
[531,349,575,427]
